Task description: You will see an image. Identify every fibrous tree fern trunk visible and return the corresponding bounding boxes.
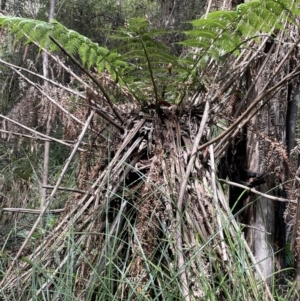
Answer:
[0,99,274,300]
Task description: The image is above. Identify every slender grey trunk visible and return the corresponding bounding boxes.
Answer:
[41,0,56,208]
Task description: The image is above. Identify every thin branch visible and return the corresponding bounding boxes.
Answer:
[205,0,212,17]
[41,45,52,209]
[216,68,300,158]
[0,129,50,141]
[219,179,296,203]
[217,182,275,301]
[232,41,275,119]
[32,40,93,91]
[1,110,96,281]
[213,36,300,154]
[211,36,273,114]
[239,223,271,234]
[2,59,112,141]
[86,103,124,132]
[290,171,300,250]
[8,65,85,126]
[0,114,85,150]
[2,208,64,214]
[0,129,91,147]
[0,58,85,100]
[42,185,90,195]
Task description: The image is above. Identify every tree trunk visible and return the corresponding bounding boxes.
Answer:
[0,0,6,11]
[41,0,56,208]
[245,62,275,281]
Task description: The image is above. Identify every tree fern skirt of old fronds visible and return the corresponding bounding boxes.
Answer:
[0,101,271,301]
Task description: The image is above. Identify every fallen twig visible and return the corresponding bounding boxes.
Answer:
[2,208,64,214]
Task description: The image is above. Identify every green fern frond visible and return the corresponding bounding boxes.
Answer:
[3,0,299,108]
[109,18,184,103]
[0,16,128,79]
[184,0,300,60]
[64,37,81,55]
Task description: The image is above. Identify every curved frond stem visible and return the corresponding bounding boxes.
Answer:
[229,40,276,118]
[0,57,85,100]
[216,83,290,160]
[84,103,124,132]
[212,36,270,107]
[178,29,227,106]
[234,68,300,139]
[139,37,160,110]
[32,40,94,91]
[15,69,81,123]
[3,58,117,142]
[49,35,124,125]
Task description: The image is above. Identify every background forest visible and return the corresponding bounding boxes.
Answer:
[1,0,300,300]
